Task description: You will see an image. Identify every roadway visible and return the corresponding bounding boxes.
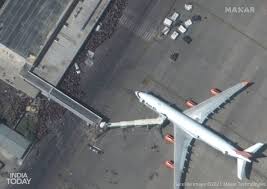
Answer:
[11,0,267,189]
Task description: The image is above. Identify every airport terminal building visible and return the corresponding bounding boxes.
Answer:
[0,0,107,178]
[0,0,110,97]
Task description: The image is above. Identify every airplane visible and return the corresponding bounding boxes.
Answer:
[101,81,264,188]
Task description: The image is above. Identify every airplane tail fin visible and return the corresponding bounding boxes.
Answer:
[237,143,264,180]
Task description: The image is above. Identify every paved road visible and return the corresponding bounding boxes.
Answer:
[10,0,267,189]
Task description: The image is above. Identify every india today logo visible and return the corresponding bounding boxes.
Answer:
[6,172,31,185]
[225,6,255,14]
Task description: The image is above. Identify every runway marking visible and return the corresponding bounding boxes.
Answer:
[118,14,157,41]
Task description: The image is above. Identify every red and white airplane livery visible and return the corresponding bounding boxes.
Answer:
[134,81,263,188]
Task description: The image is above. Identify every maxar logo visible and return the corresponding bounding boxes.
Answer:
[225,6,255,14]
[7,172,31,185]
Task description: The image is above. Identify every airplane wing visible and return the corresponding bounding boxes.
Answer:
[172,81,249,188]
[183,81,249,124]
[173,124,193,189]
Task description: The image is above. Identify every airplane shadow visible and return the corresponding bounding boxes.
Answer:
[148,92,184,112]
[180,139,195,189]
[201,125,267,179]
[179,142,267,187]
[245,143,267,179]
[149,119,170,138]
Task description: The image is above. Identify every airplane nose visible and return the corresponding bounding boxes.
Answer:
[135,91,140,98]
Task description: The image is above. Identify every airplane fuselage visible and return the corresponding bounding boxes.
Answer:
[135,91,248,161]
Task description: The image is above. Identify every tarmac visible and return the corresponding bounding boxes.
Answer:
[8,0,267,189]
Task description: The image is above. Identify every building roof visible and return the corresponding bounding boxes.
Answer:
[0,123,31,159]
[0,0,71,58]
[33,0,111,85]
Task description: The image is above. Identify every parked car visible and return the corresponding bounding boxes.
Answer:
[185,3,193,11]
[88,144,104,154]
[170,12,179,22]
[184,19,192,28]
[162,26,170,35]
[170,31,179,40]
[192,15,202,22]
[183,36,192,44]
[178,25,187,34]
[163,18,172,27]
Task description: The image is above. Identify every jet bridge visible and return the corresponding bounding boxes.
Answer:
[99,116,166,128]
[20,64,102,126]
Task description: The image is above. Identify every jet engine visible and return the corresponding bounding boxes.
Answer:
[185,100,197,108]
[164,160,174,169]
[164,134,174,144]
[210,88,221,96]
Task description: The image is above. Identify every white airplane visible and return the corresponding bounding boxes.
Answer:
[132,81,264,188]
[135,81,263,188]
